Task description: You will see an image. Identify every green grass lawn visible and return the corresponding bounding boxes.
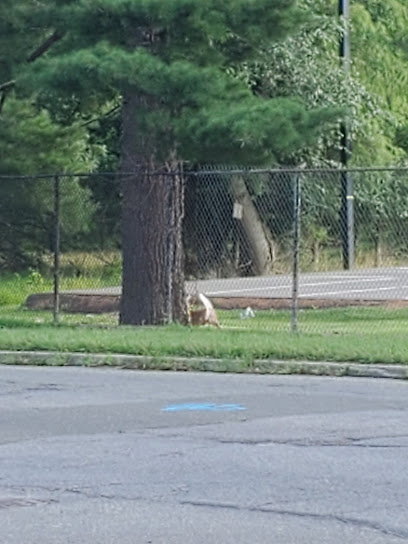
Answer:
[0,270,120,306]
[2,256,408,366]
[1,305,408,365]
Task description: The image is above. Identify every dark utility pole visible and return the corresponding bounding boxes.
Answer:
[339,0,354,269]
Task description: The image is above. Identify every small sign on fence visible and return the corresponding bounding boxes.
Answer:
[233,202,243,220]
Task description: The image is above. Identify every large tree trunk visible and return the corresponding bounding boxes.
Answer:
[119,91,188,325]
[231,176,277,275]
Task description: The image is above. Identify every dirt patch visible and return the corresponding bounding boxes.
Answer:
[212,297,408,310]
[25,293,120,313]
[25,292,408,313]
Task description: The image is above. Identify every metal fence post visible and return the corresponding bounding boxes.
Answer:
[341,169,355,269]
[291,172,301,333]
[53,175,61,324]
[166,174,174,324]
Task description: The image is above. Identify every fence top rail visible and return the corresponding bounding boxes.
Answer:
[1,165,408,180]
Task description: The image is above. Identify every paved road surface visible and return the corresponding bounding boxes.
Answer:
[193,266,408,300]
[68,266,408,300]
[1,366,408,543]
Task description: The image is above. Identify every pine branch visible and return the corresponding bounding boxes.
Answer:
[0,80,15,92]
[80,104,121,127]
[0,81,15,114]
[0,30,64,93]
[0,31,65,114]
[27,30,66,63]
[0,92,6,114]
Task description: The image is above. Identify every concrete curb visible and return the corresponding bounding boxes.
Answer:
[0,350,407,380]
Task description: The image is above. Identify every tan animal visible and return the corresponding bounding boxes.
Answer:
[189,293,220,328]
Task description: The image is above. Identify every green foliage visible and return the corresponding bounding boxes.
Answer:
[179,98,339,165]
[3,0,408,287]
[0,251,121,305]
[53,0,303,65]
[0,174,97,270]
[0,271,53,305]
[3,0,408,169]
[220,0,408,268]
[0,95,100,268]
[350,1,408,164]
[17,0,338,166]
[0,0,40,82]
[354,170,408,255]
[234,0,408,166]
[0,2,107,269]
[0,97,103,174]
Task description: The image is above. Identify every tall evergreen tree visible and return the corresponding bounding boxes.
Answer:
[16,0,337,325]
[0,2,104,270]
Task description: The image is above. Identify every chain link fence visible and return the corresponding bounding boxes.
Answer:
[2,167,408,332]
[0,173,121,326]
[187,167,408,333]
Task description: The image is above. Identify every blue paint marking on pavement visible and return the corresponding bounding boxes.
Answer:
[162,402,246,412]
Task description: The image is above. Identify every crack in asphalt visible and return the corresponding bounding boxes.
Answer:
[0,483,144,504]
[0,383,64,396]
[0,496,57,509]
[180,500,408,539]
[3,483,407,540]
[215,433,408,448]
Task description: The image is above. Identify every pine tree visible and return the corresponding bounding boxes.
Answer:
[17,0,337,325]
[0,2,103,269]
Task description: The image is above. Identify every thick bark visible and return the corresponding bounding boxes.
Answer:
[119,91,188,325]
[231,176,276,275]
